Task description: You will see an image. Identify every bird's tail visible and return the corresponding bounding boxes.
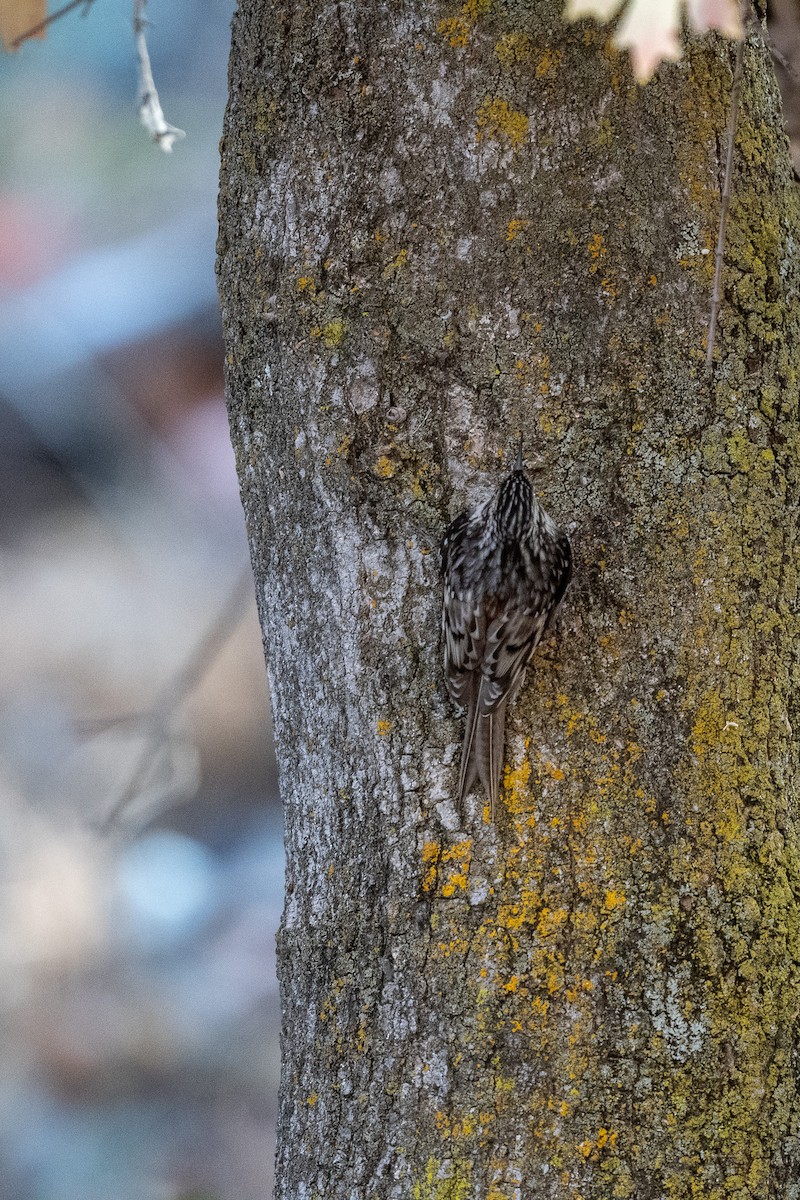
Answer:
[476,701,506,821]
[458,696,480,806]
[458,697,506,821]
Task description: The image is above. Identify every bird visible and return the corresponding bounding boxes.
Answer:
[441,440,572,819]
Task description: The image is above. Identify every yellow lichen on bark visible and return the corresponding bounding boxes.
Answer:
[437,0,492,49]
[475,97,529,148]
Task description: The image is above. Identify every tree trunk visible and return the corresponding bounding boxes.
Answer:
[217,3,800,1196]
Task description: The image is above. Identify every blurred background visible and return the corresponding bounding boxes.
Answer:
[0,0,281,1196]
[2,3,800,1199]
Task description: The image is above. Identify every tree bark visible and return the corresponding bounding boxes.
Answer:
[217,3,800,1196]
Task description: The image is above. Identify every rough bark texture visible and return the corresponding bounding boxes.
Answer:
[217,3,800,1197]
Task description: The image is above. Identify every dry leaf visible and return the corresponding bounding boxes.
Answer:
[565,0,743,82]
[565,0,625,20]
[687,0,742,39]
[615,0,682,81]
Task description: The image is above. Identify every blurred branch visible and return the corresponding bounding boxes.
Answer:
[74,713,149,735]
[9,0,94,48]
[134,0,185,152]
[764,30,800,85]
[98,564,255,833]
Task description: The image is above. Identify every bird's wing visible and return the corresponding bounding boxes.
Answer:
[543,534,573,632]
[442,510,487,708]
[478,602,550,714]
[443,585,486,707]
[481,533,573,712]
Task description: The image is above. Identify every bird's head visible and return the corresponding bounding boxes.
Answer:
[493,443,539,540]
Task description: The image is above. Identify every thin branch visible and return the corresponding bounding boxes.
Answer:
[98,564,255,833]
[74,713,149,735]
[134,0,185,152]
[9,0,94,48]
[762,25,800,85]
[706,27,746,372]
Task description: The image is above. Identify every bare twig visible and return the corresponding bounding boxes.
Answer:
[761,22,800,85]
[98,564,255,833]
[74,713,149,735]
[9,0,94,48]
[706,27,746,372]
[134,0,185,151]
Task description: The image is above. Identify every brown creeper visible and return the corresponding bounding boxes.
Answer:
[441,443,572,819]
